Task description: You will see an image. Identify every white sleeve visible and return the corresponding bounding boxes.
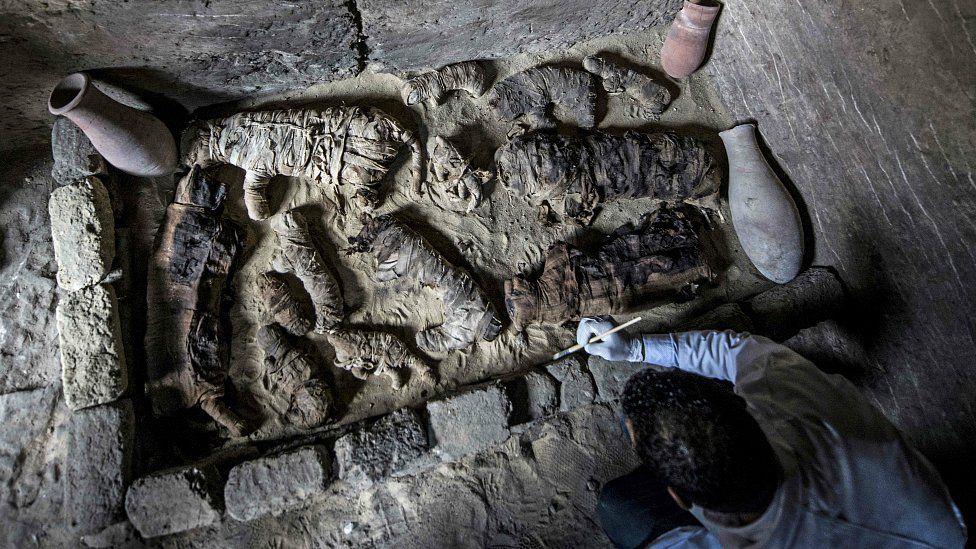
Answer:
[639,330,781,384]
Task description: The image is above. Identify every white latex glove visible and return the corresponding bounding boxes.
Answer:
[576,317,643,362]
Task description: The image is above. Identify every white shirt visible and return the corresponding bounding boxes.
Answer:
[640,331,967,548]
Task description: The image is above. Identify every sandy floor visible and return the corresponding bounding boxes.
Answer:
[188,29,771,447]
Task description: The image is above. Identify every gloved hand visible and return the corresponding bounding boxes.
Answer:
[576,317,643,362]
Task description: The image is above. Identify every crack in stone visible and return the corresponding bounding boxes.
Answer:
[345,0,370,72]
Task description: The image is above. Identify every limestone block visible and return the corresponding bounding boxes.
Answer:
[359,0,683,71]
[48,177,115,291]
[427,384,511,461]
[588,357,643,403]
[56,284,127,410]
[124,465,223,538]
[79,521,141,548]
[334,409,428,488]
[785,320,872,378]
[677,303,756,333]
[0,164,61,393]
[224,446,331,522]
[0,387,61,515]
[51,117,108,184]
[505,369,559,425]
[545,356,597,412]
[746,267,845,340]
[65,400,135,535]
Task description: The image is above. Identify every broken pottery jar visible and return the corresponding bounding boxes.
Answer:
[48,72,177,177]
[401,61,489,107]
[349,215,503,353]
[327,328,432,390]
[505,205,715,329]
[660,1,721,79]
[145,166,247,437]
[720,123,804,284]
[494,130,721,224]
[181,107,424,219]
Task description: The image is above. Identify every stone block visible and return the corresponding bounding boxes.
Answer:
[545,356,597,412]
[51,117,108,184]
[79,521,141,549]
[746,267,845,340]
[224,446,332,522]
[56,284,127,410]
[125,465,222,538]
[587,357,642,403]
[66,400,135,535]
[785,320,872,379]
[48,177,115,291]
[505,369,559,425]
[427,384,511,461]
[677,303,756,333]
[334,409,428,488]
[0,387,61,515]
[360,0,682,71]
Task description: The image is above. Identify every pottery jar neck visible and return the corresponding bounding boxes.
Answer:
[719,124,761,154]
[680,1,721,29]
[49,73,116,129]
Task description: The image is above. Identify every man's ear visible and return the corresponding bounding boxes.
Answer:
[667,486,691,511]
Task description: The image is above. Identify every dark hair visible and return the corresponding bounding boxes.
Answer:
[621,369,779,513]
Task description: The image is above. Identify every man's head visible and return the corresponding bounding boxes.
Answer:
[621,369,779,514]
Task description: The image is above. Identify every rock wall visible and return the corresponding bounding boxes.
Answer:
[359,0,683,71]
[0,0,362,150]
[0,0,685,152]
[705,0,976,518]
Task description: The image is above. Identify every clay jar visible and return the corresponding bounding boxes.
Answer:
[661,1,721,79]
[48,72,177,177]
[720,123,804,284]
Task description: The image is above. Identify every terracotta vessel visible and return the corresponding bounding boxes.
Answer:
[48,72,177,177]
[661,1,721,79]
[720,123,804,284]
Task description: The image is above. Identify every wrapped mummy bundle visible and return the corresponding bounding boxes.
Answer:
[582,54,672,115]
[486,66,597,131]
[401,61,489,107]
[182,107,424,219]
[349,215,503,353]
[495,130,721,224]
[255,271,315,335]
[271,209,344,333]
[257,324,332,430]
[504,206,715,329]
[145,166,247,436]
[429,136,489,213]
[327,328,432,390]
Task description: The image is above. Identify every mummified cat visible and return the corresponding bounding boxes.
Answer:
[349,215,503,353]
[494,130,721,224]
[257,324,333,429]
[327,328,432,390]
[146,166,247,436]
[182,107,424,219]
[505,205,715,330]
[401,61,489,107]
